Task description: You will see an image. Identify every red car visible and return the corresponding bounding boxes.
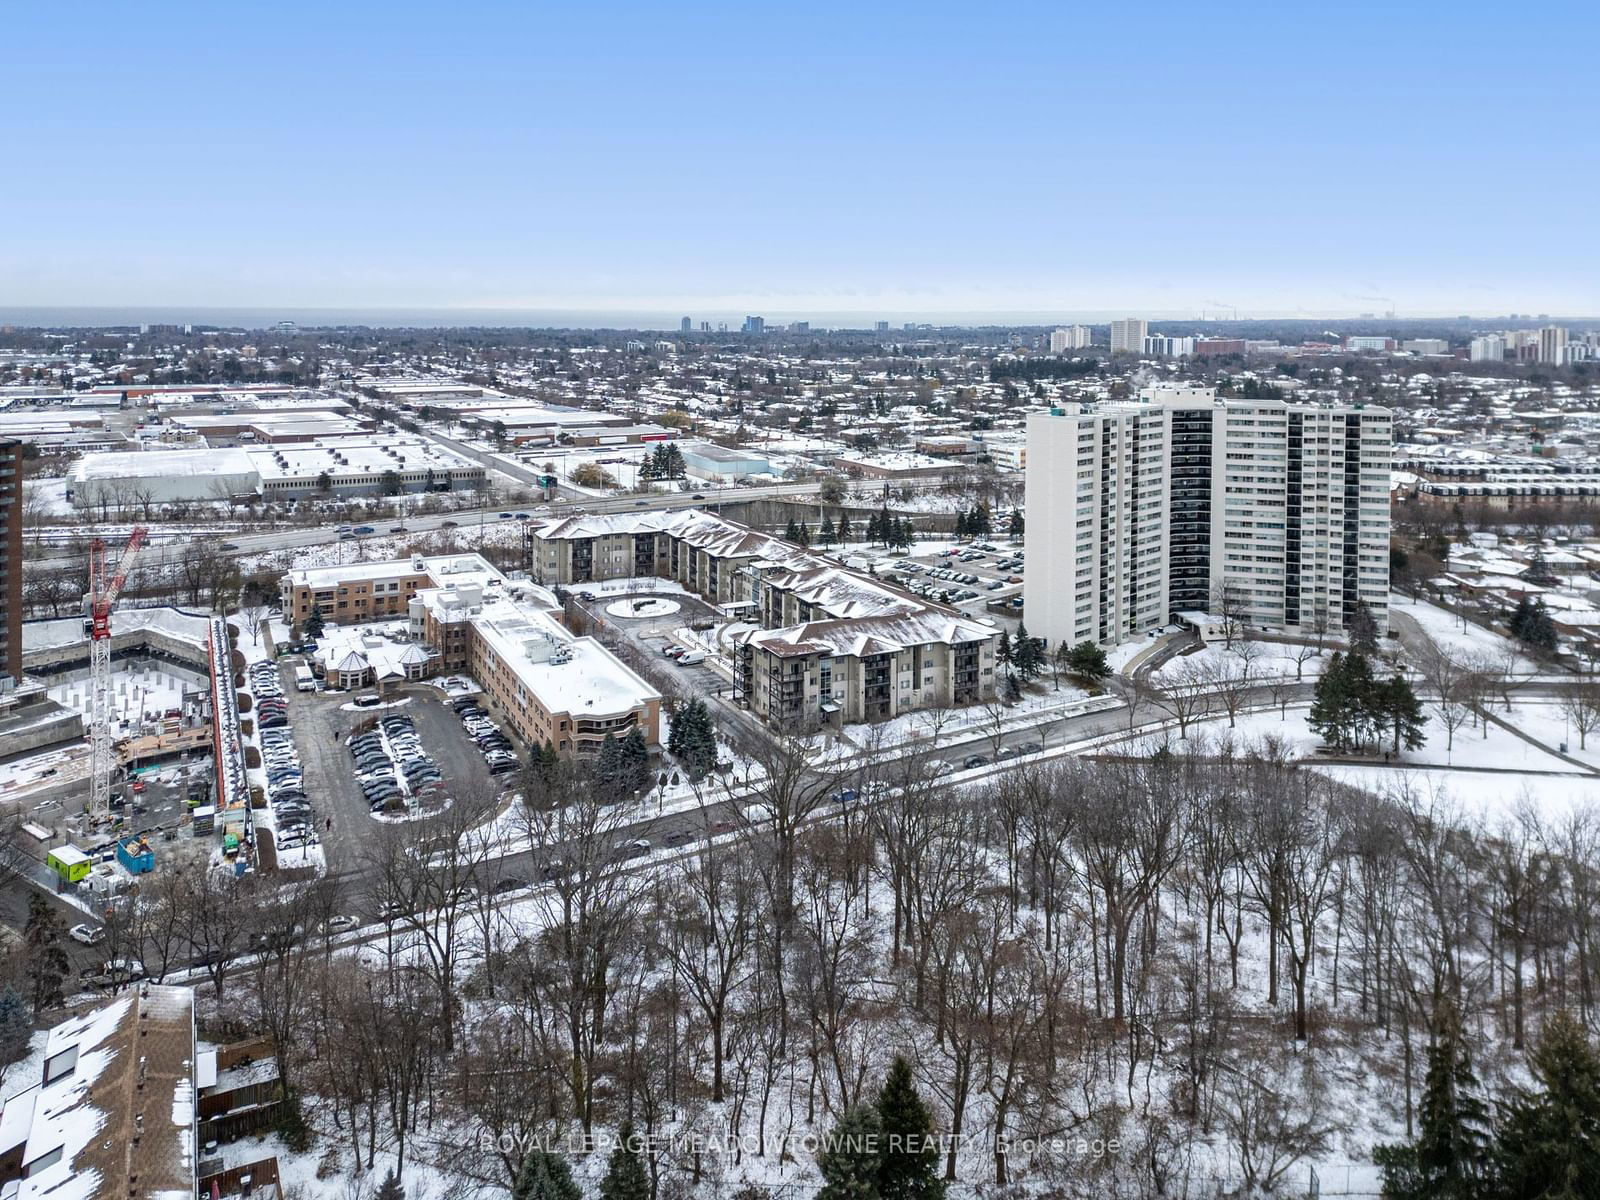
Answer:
[131,780,147,794]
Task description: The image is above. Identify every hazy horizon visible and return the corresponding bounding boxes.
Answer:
[4,305,1596,334]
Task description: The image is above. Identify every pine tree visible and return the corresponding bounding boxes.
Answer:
[819,515,838,546]
[512,1149,582,1200]
[1349,598,1380,655]
[785,518,801,543]
[818,1103,884,1200]
[1008,509,1024,539]
[0,985,31,1071]
[797,520,811,547]
[620,728,651,795]
[1013,622,1043,682]
[996,630,1012,669]
[302,607,325,640]
[600,1121,651,1200]
[375,1169,406,1200]
[878,504,894,547]
[595,733,623,800]
[1509,596,1559,654]
[1380,673,1427,753]
[675,699,718,781]
[24,894,68,1012]
[1373,1002,1492,1200]
[837,512,853,544]
[954,509,969,538]
[876,1058,944,1200]
[1066,640,1109,681]
[1494,1009,1600,1199]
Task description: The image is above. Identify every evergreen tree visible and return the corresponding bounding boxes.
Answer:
[1066,640,1110,681]
[595,733,623,800]
[619,728,651,795]
[23,894,68,1012]
[996,629,1013,669]
[1509,596,1559,654]
[1494,1009,1600,1200]
[674,699,718,781]
[1373,1002,1492,1200]
[1309,650,1387,753]
[375,1170,406,1200]
[513,1149,582,1200]
[877,504,894,547]
[1349,598,1380,655]
[819,515,838,546]
[600,1122,651,1200]
[1008,509,1025,539]
[0,985,31,1071]
[837,512,853,543]
[1379,673,1428,753]
[797,520,811,547]
[1002,671,1023,703]
[876,1058,945,1200]
[302,607,325,640]
[818,1103,884,1200]
[785,518,801,543]
[1013,622,1044,682]
[954,509,969,538]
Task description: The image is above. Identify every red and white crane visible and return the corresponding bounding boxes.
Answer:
[85,527,148,824]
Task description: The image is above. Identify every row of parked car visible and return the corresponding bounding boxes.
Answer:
[250,660,319,851]
[263,726,318,850]
[450,695,518,775]
[352,714,443,812]
[251,660,289,730]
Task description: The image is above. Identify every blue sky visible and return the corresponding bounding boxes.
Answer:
[6,1,1597,317]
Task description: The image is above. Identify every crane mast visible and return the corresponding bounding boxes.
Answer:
[86,527,148,825]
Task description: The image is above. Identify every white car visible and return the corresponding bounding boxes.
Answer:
[322,915,360,935]
[70,923,106,946]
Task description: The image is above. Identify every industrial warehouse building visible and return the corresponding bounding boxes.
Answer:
[530,510,999,727]
[67,437,484,508]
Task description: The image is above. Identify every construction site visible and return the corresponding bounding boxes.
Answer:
[2,528,239,918]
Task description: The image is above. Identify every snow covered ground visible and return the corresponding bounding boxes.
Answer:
[1152,637,1332,683]
[1392,594,1534,671]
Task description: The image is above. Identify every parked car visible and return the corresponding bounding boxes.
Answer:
[962,754,987,769]
[322,915,360,935]
[70,923,106,946]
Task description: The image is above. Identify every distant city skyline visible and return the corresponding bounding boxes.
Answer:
[6,1,1598,315]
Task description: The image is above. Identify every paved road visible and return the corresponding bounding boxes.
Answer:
[24,478,870,575]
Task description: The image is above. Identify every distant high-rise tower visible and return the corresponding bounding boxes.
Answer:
[742,316,765,334]
[680,316,692,333]
[1539,325,1569,365]
[875,320,890,334]
[1109,318,1148,355]
[0,441,21,687]
[1050,325,1092,353]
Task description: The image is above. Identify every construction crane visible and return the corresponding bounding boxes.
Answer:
[85,527,148,825]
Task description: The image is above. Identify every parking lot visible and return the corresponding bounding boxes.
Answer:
[571,588,736,699]
[280,668,506,868]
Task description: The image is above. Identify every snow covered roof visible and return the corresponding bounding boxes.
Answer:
[283,552,500,592]
[22,607,211,655]
[16,986,195,1200]
[737,608,996,660]
[333,650,370,673]
[69,446,257,482]
[469,598,660,718]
